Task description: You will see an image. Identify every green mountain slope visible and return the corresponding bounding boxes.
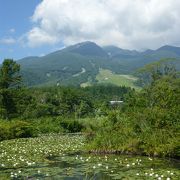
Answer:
[16,42,180,87]
[95,69,140,90]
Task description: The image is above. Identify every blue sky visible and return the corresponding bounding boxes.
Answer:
[1,0,180,63]
[0,0,63,63]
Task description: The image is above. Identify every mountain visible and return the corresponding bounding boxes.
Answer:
[16,42,180,87]
[18,42,118,86]
[62,41,108,57]
[103,46,140,58]
[157,45,180,55]
[103,45,180,72]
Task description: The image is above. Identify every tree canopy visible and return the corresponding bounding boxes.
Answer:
[0,59,21,89]
[0,59,22,119]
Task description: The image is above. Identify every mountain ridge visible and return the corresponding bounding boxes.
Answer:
[15,41,180,87]
[18,42,180,60]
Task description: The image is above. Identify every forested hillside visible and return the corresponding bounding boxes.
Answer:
[16,42,180,87]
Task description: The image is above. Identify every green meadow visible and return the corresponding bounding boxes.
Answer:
[96,69,140,90]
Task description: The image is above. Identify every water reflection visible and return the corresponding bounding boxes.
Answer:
[1,153,179,179]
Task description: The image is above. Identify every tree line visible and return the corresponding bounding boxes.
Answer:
[0,59,132,119]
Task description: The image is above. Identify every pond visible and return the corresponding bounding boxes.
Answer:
[0,134,179,179]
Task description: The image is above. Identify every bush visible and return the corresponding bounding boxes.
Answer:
[0,123,11,141]
[60,119,84,133]
[10,121,38,138]
[0,120,38,141]
[31,117,63,134]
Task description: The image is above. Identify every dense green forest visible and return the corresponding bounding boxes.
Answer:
[0,59,179,158]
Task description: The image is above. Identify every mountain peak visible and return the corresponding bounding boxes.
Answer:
[77,41,96,45]
[65,41,108,57]
[157,45,180,55]
[157,45,179,50]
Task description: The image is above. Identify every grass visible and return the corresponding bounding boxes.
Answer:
[96,69,140,90]
[81,81,92,87]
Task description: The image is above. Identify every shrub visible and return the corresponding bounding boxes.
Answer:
[10,121,38,138]
[32,117,63,134]
[60,119,84,133]
[0,120,38,141]
[0,123,11,141]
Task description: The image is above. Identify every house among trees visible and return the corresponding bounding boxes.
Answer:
[109,101,123,105]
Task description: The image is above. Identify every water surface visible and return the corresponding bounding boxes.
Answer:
[1,153,179,179]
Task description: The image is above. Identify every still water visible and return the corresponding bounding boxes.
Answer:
[1,153,179,179]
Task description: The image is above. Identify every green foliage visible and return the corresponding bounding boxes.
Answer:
[11,121,38,138]
[0,59,21,89]
[2,84,129,119]
[136,58,178,86]
[0,120,37,141]
[60,119,84,133]
[0,122,11,141]
[0,59,22,119]
[89,66,180,158]
[30,117,64,134]
[0,89,16,118]
[20,87,95,118]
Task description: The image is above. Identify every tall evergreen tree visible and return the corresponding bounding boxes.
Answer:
[0,59,22,119]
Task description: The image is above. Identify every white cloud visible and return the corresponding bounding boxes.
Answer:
[27,27,58,47]
[26,0,180,49]
[0,37,16,44]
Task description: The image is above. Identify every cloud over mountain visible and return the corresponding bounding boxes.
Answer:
[26,0,180,49]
